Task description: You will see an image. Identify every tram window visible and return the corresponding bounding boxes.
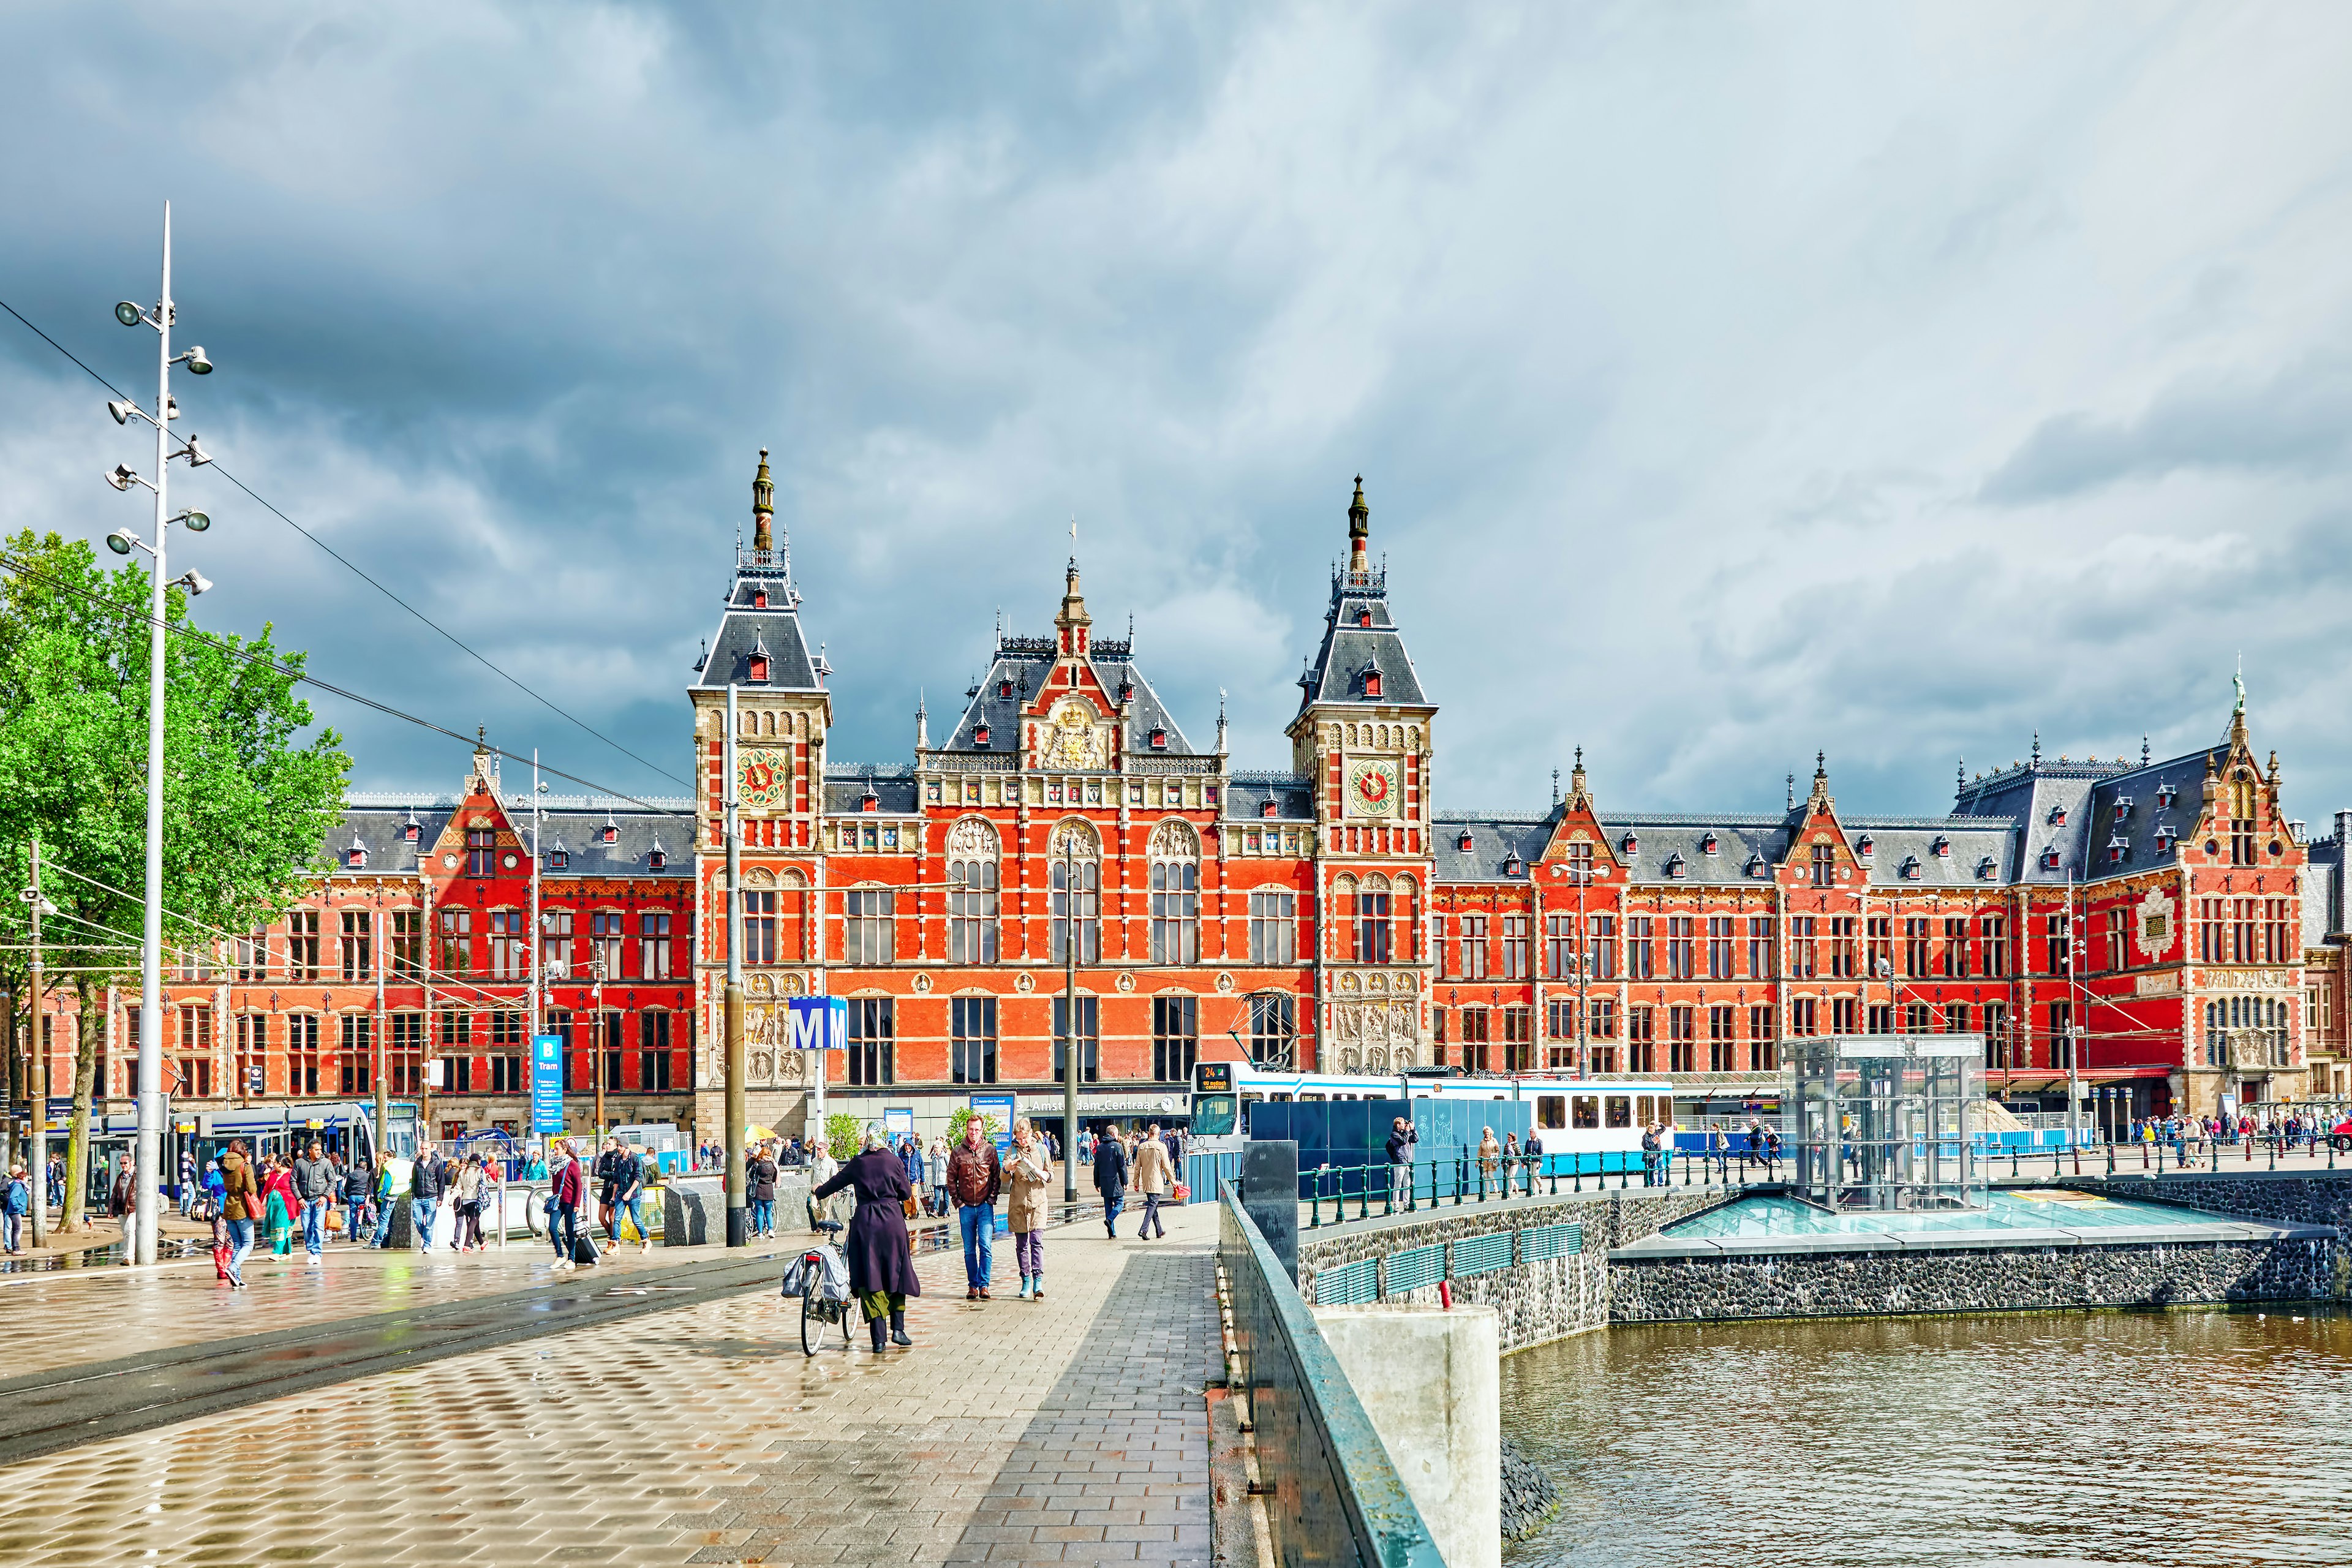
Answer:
[1635,1095,1656,1125]
[1572,1095,1599,1129]
[1270,1093,1291,1103]
[1537,1096,1566,1130]
[1605,1095,1632,1129]
[1300,1093,1325,1102]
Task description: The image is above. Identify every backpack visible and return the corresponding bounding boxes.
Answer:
[4,1179,26,1216]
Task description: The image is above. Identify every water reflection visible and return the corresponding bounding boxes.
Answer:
[1502,1309,2352,1567]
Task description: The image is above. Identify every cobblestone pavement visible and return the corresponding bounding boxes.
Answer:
[0,1201,1219,1567]
[0,1232,773,1379]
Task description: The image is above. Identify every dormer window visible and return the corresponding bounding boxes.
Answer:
[1977,855,1998,880]
[998,679,1012,698]
[1503,854,1525,876]
[1118,680,1134,703]
[2156,786,2176,808]
[1363,669,1382,698]
[1457,831,1475,853]
[1664,853,1686,879]
[1933,835,1951,859]
[1621,833,1638,858]
[752,589,768,609]
[1260,799,1279,819]
[974,723,991,747]
[1700,833,1719,855]
[1357,609,1372,628]
[549,846,568,870]
[1899,855,1921,881]
[648,841,666,871]
[861,792,880,814]
[2048,805,2067,827]
[1746,853,1766,878]
[346,840,367,870]
[2155,825,2177,851]
[2106,837,2127,865]
[1150,727,1167,750]
[2041,848,2062,870]
[601,820,618,845]
[747,649,771,683]
[402,815,420,844]
[1855,834,1874,858]
[2112,797,2132,821]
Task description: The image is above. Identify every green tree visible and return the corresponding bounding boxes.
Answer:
[0,531,349,1231]
[823,1110,862,1162]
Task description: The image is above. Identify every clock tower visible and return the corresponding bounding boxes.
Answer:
[1286,478,1439,1072]
[689,450,833,1139]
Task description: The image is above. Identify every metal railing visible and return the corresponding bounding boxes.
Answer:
[1218,1181,1443,1568]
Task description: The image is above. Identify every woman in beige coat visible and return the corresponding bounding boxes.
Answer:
[1129,1122,1174,1241]
[1005,1119,1054,1301]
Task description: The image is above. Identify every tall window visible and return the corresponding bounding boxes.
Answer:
[174,1005,213,1098]
[1357,884,1395,964]
[1461,914,1490,980]
[2046,913,2071,976]
[641,911,673,979]
[391,910,422,979]
[441,1010,473,1093]
[1811,843,1836,886]
[1626,1005,1653,1072]
[1545,999,1576,1068]
[235,1013,266,1097]
[1943,917,1970,978]
[1866,916,1891,979]
[1789,916,1817,979]
[1981,915,2007,978]
[639,1010,673,1092]
[466,827,495,876]
[1708,1005,1735,1071]
[1905,1001,1931,1033]
[592,1009,622,1091]
[1667,1005,1695,1072]
[1665,917,1694,980]
[1868,1002,1892,1035]
[744,891,777,965]
[1248,993,1295,1069]
[1627,916,1654,980]
[339,911,371,981]
[236,928,268,981]
[589,911,625,978]
[949,859,999,963]
[1545,914,1577,980]
[1502,1006,1533,1072]
[438,908,471,975]
[1591,914,1616,980]
[288,1013,321,1096]
[2230,771,2256,865]
[490,909,529,979]
[1153,995,1199,1083]
[846,890,894,965]
[339,1014,372,1095]
[1459,1006,1491,1072]
[390,1012,423,1095]
[287,910,320,981]
[1945,1001,1970,1036]
[1052,995,1099,1082]
[2197,897,2223,963]
[846,997,894,1085]
[2049,1001,2073,1069]
[1152,865,1200,963]
[952,996,998,1084]
[1589,998,1618,1041]
[1707,916,1734,979]
[1827,916,1856,979]
[1790,997,1818,1038]
[1747,915,1774,980]
[1831,997,1859,1035]
[1904,918,1929,978]
[1249,891,1296,964]
[2264,899,2291,965]
[2106,908,2127,972]
[1500,914,1529,979]
[1747,1005,1776,1071]
[1983,1003,2009,1069]
[1050,857,1100,965]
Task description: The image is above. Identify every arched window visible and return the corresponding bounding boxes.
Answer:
[1049,820,1100,964]
[946,818,1000,963]
[1357,872,1393,964]
[1150,820,1200,965]
[739,708,755,736]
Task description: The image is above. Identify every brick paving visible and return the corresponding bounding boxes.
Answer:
[0,1200,1219,1567]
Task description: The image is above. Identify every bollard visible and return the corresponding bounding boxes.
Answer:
[2105,1142,2115,1176]
[1572,1161,1582,1194]
[2268,1136,2277,1172]
[2011,1145,2020,1179]
[1682,1152,1691,1187]
[1455,1155,1466,1207]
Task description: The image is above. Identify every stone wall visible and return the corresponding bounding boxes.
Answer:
[1297,1186,1733,1352]
[1610,1234,2342,1323]
[2058,1170,2352,1231]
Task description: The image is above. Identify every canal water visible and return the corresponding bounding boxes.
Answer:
[1501,1308,2352,1567]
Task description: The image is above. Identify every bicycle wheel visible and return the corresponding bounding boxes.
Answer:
[840,1297,855,1351]
[801,1289,824,1356]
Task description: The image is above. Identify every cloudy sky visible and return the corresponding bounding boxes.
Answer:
[4,3,2349,825]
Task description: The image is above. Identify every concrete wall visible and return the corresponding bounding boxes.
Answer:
[1316,1306,1501,1568]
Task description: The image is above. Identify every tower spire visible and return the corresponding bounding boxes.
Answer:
[752,448,774,553]
[1347,475,1370,578]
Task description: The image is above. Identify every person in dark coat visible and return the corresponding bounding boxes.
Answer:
[1091,1126,1130,1239]
[811,1125,922,1351]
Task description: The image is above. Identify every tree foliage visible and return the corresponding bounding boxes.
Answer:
[0,530,349,1224]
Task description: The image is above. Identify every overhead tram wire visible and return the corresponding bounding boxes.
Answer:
[0,293,687,791]
[0,549,690,819]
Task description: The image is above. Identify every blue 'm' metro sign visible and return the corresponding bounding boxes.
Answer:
[788,997,847,1052]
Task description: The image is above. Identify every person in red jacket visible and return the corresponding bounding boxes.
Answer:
[550,1139,587,1270]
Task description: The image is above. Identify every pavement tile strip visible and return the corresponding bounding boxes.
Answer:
[0,1205,1217,1567]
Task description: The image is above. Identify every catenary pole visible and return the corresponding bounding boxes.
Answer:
[1062,827,1079,1205]
[132,204,175,1267]
[724,684,746,1246]
[29,837,48,1248]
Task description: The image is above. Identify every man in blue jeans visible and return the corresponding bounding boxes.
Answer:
[945,1118,1002,1300]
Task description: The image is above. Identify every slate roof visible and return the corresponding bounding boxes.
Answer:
[1224,772,1316,822]
[940,638,1196,760]
[1955,747,2211,884]
[1298,568,1430,709]
[1431,807,2020,887]
[693,571,824,693]
[326,796,691,880]
[823,766,921,816]
[2307,813,2350,946]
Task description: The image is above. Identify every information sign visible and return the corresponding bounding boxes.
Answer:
[786,996,848,1051]
[530,1034,565,1134]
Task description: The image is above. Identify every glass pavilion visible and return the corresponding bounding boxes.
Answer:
[1792,1035,1987,1213]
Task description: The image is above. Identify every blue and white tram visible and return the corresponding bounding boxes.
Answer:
[1189,1061,1681,1181]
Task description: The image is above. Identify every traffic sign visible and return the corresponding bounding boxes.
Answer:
[245,1066,265,1093]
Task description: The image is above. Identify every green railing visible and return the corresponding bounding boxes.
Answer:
[1220,1182,1446,1568]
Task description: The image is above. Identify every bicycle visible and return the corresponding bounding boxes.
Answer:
[789,1219,854,1356]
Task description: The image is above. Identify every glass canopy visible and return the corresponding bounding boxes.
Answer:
[1792,1035,1986,1213]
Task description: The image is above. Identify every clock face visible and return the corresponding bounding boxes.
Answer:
[1349,760,1398,817]
[738,748,790,808]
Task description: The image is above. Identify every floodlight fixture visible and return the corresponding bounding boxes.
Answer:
[174,570,212,597]
[105,530,136,556]
[107,464,137,492]
[180,345,213,375]
[107,398,140,426]
[175,509,211,532]
[115,301,145,328]
[181,436,211,467]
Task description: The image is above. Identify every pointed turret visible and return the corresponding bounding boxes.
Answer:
[1347,475,1370,578]
[752,447,775,552]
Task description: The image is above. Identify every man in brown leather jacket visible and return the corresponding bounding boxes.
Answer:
[946,1120,1002,1300]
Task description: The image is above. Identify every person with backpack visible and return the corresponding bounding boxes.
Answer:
[605,1142,646,1253]
[1092,1122,1130,1240]
[2,1165,28,1254]
[410,1147,447,1253]
[747,1144,778,1238]
[292,1140,337,1264]
[217,1140,258,1289]
[550,1139,588,1270]
[344,1155,374,1245]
